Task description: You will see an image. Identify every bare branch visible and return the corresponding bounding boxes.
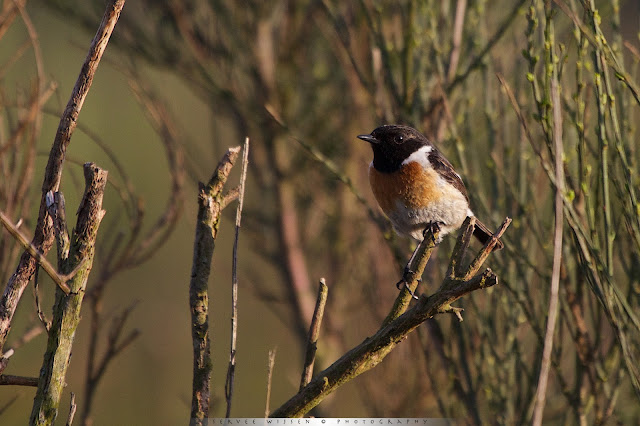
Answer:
[30,163,108,425]
[65,393,76,426]
[221,186,241,210]
[190,146,241,425]
[271,217,510,417]
[0,0,125,353]
[0,394,19,416]
[533,15,565,425]
[225,137,250,418]
[300,278,329,390]
[123,74,185,267]
[265,348,277,418]
[0,211,70,294]
[0,374,38,387]
[382,225,441,326]
[33,267,50,331]
[4,322,44,355]
[81,302,140,424]
[446,0,467,82]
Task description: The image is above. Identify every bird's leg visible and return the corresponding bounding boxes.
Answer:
[395,278,420,299]
[396,242,421,299]
[423,221,443,242]
[403,243,421,277]
[407,221,441,274]
[395,222,441,300]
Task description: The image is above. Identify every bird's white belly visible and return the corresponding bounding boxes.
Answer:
[388,195,473,241]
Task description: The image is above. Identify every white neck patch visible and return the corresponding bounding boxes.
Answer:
[401,145,433,169]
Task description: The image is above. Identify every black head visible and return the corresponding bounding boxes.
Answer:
[357,125,430,172]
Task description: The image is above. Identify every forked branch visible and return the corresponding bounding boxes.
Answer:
[30,163,108,425]
[0,0,125,354]
[189,146,242,425]
[271,217,510,417]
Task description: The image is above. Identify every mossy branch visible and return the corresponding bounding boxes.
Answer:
[271,217,511,417]
[189,146,241,425]
[30,163,108,426]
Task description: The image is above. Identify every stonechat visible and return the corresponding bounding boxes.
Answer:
[358,124,503,250]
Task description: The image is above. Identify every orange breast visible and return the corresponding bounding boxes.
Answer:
[369,162,442,215]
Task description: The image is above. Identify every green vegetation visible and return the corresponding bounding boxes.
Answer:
[1,0,639,424]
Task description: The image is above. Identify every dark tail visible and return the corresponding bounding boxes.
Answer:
[473,219,504,251]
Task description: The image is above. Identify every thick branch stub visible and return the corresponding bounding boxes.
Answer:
[189,146,241,425]
[30,163,107,426]
[300,279,329,391]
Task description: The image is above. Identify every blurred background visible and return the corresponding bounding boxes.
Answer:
[1,0,640,424]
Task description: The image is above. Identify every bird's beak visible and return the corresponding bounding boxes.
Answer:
[357,134,379,144]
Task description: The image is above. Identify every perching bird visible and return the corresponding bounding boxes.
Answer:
[358,124,503,250]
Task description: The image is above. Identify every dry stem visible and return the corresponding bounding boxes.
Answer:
[0,0,125,354]
[300,278,329,390]
[189,146,241,425]
[225,137,250,418]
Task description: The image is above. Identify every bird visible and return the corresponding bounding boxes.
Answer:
[358,124,503,250]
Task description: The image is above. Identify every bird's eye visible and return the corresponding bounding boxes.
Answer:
[396,135,404,144]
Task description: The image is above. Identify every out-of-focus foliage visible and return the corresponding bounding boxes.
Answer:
[1,0,640,424]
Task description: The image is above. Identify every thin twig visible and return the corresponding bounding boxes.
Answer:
[462,218,512,281]
[123,74,185,268]
[0,374,38,386]
[445,217,476,280]
[221,186,241,210]
[300,278,329,391]
[624,40,640,61]
[225,137,250,418]
[66,392,77,426]
[553,0,640,106]
[439,217,511,321]
[0,394,19,416]
[33,267,50,331]
[263,105,386,232]
[425,0,529,118]
[0,0,25,40]
[4,322,44,355]
[0,211,70,294]
[446,0,467,82]
[532,15,565,425]
[265,348,277,418]
[81,301,140,425]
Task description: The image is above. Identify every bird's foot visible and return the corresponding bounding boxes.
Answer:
[422,222,443,241]
[396,275,420,300]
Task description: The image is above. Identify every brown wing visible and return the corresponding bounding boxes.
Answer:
[427,149,469,202]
